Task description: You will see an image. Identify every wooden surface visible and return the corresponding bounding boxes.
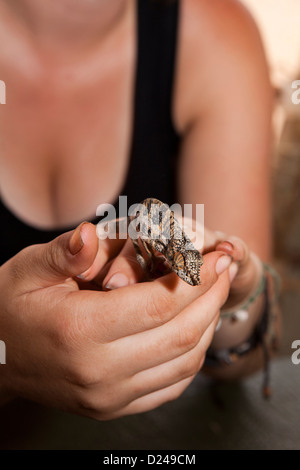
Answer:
[0,352,299,449]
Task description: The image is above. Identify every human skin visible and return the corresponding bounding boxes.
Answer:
[0,0,275,417]
[0,223,236,419]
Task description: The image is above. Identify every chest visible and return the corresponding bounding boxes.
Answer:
[0,45,135,227]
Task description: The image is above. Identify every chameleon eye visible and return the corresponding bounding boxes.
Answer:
[153,240,165,253]
[173,252,185,270]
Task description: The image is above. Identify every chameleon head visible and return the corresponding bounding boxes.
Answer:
[173,251,185,270]
[171,249,203,286]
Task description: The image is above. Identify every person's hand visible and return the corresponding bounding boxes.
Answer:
[92,219,251,305]
[198,228,269,354]
[203,229,263,309]
[93,219,265,357]
[0,222,236,420]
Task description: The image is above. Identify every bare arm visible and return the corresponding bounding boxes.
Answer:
[175,0,273,259]
[174,0,277,379]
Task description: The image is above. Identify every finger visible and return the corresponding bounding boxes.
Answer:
[215,237,262,300]
[107,269,230,373]
[80,317,218,420]
[202,227,228,253]
[216,236,250,267]
[71,251,233,341]
[124,315,218,400]
[76,237,126,284]
[101,238,145,290]
[100,377,195,420]
[7,222,99,292]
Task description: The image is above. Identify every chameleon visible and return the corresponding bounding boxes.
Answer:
[127,198,203,286]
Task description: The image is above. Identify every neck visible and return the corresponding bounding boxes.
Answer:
[1,0,132,52]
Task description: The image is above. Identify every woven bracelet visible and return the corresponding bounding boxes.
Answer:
[204,262,281,398]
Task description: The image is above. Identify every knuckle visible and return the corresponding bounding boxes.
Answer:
[187,354,202,376]
[179,352,202,379]
[130,381,144,401]
[99,397,121,415]
[145,290,172,326]
[66,363,101,388]
[75,391,98,413]
[44,242,63,274]
[76,390,119,418]
[176,323,200,352]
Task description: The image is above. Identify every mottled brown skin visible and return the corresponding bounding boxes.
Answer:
[128,198,203,286]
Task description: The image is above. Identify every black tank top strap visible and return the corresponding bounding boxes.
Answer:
[120,0,180,208]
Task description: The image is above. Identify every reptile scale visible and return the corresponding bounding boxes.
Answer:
[127,198,203,286]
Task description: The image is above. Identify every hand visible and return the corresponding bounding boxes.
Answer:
[0,222,235,420]
[94,220,263,363]
[200,229,269,354]
[203,229,263,309]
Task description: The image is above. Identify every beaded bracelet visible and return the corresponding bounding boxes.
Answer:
[204,261,281,398]
[219,256,280,323]
[220,273,267,322]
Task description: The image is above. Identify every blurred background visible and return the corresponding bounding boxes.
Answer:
[240,0,300,357]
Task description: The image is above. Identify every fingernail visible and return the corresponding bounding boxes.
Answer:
[215,319,222,331]
[76,267,91,281]
[229,262,239,283]
[216,255,232,275]
[69,222,87,255]
[221,241,234,252]
[104,273,129,290]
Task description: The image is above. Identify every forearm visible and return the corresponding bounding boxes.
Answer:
[202,258,281,382]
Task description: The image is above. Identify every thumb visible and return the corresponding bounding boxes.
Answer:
[9,222,99,292]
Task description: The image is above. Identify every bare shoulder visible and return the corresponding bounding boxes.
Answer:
[179,0,262,46]
[173,0,270,132]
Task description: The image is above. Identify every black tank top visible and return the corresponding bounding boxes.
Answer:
[0,0,180,265]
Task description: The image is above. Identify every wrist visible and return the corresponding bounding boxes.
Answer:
[212,284,266,351]
[204,261,281,397]
[224,252,263,310]
[211,253,265,349]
